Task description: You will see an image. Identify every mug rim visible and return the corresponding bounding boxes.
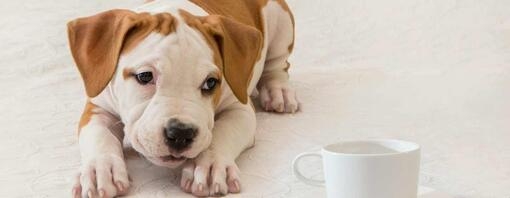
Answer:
[322,139,420,157]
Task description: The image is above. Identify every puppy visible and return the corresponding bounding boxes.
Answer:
[67,0,298,197]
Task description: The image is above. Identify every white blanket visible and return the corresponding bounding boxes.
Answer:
[1,0,509,197]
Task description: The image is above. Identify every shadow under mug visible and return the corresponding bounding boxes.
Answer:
[293,139,420,198]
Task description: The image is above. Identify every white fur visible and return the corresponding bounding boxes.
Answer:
[75,1,297,197]
[257,1,299,113]
[76,109,128,197]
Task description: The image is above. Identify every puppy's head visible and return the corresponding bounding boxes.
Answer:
[68,9,261,167]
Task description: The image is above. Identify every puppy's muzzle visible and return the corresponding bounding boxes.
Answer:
[164,118,198,151]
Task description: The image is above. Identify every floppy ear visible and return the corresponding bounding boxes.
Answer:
[201,15,263,104]
[68,9,176,97]
[67,9,139,97]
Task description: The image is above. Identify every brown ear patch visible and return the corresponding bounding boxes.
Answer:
[179,10,263,104]
[67,9,176,97]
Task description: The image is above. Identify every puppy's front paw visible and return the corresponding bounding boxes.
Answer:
[72,154,129,198]
[259,80,299,113]
[180,150,241,197]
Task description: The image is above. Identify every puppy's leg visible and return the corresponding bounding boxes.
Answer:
[180,102,256,196]
[258,4,299,113]
[72,102,129,198]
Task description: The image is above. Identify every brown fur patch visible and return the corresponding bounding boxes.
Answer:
[189,0,294,54]
[78,101,98,133]
[189,0,268,34]
[121,12,178,54]
[67,9,177,98]
[123,68,133,80]
[179,10,223,68]
[189,0,295,74]
[213,83,223,107]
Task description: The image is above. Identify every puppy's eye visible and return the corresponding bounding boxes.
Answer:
[135,72,153,85]
[201,77,219,93]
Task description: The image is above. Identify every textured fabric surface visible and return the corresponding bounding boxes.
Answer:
[0,0,509,197]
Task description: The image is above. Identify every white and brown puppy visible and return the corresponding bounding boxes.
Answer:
[68,0,297,197]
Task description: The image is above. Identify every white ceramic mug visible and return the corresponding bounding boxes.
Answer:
[293,139,420,198]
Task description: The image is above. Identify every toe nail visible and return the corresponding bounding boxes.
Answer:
[234,180,240,192]
[198,183,204,192]
[214,183,220,194]
[98,189,105,198]
[116,182,124,192]
[181,179,187,188]
[185,180,191,191]
[72,188,79,197]
[87,190,93,198]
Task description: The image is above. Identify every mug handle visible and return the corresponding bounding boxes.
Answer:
[292,152,325,186]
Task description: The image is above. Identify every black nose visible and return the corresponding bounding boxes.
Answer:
[164,118,198,151]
